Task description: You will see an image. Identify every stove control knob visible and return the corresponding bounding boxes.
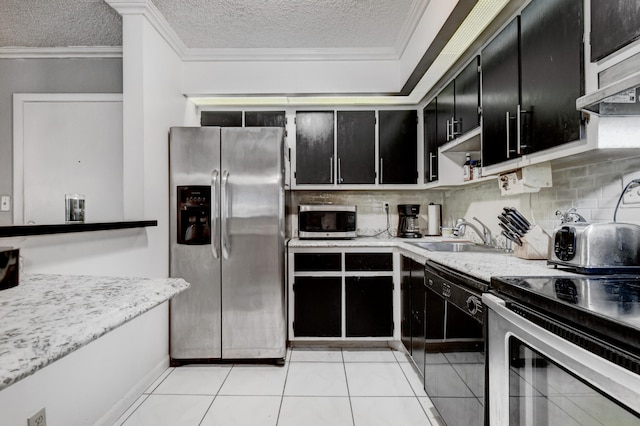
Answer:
[466,296,481,315]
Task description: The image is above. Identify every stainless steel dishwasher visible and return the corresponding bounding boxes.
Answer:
[424,260,487,426]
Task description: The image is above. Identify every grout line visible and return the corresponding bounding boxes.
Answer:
[114,393,150,426]
[341,348,357,426]
[275,352,292,425]
[396,355,439,426]
[197,364,234,426]
[145,367,175,395]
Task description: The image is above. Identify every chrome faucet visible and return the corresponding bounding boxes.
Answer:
[455,217,492,245]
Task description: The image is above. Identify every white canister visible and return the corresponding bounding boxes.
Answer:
[426,203,442,236]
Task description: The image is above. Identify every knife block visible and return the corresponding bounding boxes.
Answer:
[513,225,551,260]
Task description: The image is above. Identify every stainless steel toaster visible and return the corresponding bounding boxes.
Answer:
[548,222,640,274]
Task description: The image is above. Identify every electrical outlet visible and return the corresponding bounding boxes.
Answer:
[27,408,46,426]
[0,195,9,212]
[622,172,640,205]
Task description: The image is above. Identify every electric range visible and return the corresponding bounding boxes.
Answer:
[490,274,640,355]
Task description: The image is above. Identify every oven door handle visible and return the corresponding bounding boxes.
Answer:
[482,293,506,310]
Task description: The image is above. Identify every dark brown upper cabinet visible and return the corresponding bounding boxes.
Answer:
[591,0,640,62]
[337,111,376,184]
[481,0,583,167]
[379,110,418,185]
[295,111,335,185]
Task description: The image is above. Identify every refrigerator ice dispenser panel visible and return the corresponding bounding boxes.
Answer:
[177,185,211,245]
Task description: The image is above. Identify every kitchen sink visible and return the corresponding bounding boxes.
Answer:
[408,241,503,253]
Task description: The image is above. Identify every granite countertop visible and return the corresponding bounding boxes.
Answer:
[288,236,575,282]
[0,274,189,391]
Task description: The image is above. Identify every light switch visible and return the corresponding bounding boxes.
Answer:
[1,195,10,212]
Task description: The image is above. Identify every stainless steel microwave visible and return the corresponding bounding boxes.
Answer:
[298,205,357,239]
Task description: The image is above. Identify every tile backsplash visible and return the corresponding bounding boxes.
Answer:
[289,155,640,245]
[289,190,444,238]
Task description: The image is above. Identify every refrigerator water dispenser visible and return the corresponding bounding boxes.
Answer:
[177,186,211,245]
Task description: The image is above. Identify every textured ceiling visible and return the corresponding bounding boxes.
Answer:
[0,0,421,53]
[0,0,122,47]
[152,0,419,49]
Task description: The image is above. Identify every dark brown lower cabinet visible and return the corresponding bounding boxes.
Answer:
[293,277,341,337]
[410,260,426,376]
[401,256,413,351]
[346,276,393,337]
[400,255,426,377]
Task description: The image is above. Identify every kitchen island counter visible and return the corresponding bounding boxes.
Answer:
[0,273,189,391]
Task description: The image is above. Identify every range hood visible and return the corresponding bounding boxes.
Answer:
[576,70,640,116]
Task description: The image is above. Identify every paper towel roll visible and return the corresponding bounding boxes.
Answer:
[427,203,442,236]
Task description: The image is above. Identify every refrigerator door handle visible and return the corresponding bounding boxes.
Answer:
[222,169,231,259]
[211,169,220,259]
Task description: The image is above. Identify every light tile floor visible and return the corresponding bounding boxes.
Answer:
[113,348,445,426]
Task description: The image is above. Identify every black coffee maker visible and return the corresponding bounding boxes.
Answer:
[397,204,422,238]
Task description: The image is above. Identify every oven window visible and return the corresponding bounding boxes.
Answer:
[508,337,640,425]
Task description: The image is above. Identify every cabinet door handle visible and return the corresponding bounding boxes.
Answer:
[329,156,333,184]
[338,157,343,184]
[380,158,384,184]
[451,116,461,138]
[505,111,517,158]
[446,119,451,141]
[506,111,511,159]
[429,152,437,181]
[517,104,529,155]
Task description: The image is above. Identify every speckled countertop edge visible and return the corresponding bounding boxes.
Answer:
[288,236,577,282]
[0,274,189,391]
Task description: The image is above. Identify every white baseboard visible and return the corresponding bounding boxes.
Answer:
[94,355,169,426]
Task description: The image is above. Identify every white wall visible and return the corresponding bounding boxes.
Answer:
[0,58,123,226]
[1,11,196,278]
[118,12,197,278]
[183,60,402,96]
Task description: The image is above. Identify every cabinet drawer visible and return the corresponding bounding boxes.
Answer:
[345,253,392,271]
[294,253,342,272]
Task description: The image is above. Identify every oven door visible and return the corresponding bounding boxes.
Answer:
[484,293,640,426]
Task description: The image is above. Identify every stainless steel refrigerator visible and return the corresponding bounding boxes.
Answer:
[169,126,286,361]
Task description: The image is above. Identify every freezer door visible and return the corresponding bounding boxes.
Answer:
[221,127,286,359]
[169,126,222,359]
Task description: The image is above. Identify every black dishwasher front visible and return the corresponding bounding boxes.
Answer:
[424,260,487,426]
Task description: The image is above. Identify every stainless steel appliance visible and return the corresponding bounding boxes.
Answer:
[169,126,286,362]
[485,275,640,425]
[424,260,487,425]
[548,222,640,273]
[398,204,422,238]
[298,205,356,239]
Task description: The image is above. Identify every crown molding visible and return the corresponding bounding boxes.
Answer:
[181,46,399,62]
[106,0,187,57]
[0,46,122,59]
[395,0,431,58]
[106,0,414,62]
